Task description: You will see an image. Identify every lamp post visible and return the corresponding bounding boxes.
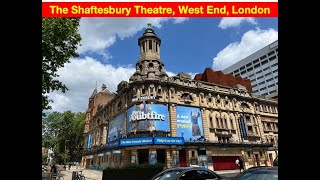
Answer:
[181,131,184,138]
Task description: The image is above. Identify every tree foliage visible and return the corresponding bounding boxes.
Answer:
[42,18,82,110]
[42,111,85,164]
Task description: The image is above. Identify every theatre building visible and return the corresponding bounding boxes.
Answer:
[81,24,278,171]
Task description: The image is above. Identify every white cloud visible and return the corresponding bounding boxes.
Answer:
[47,57,136,112]
[77,18,188,56]
[47,57,181,113]
[218,18,257,29]
[212,28,278,70]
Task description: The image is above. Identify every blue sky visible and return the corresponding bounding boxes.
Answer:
[47,17,278,113]
[80,18,277,73]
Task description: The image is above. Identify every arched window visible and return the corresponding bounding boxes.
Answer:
[209,117,213,128]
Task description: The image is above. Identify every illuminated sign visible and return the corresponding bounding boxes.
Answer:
[154,137,185,145]
[131,96,159,102]
[127,102,169,133]
[119,137,153,146]
[108,139,120,148]
[176,106,204,141]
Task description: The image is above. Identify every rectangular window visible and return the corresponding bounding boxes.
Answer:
[235,74,240,77]
[257,76,263,80]
[269,55,277,61]
[249,74,254,78]
[254,64,260,68]
[259,81,265,85]
[261,60,268,65]
[256,70,262,74]
[268,51,275,56]
[260,87,267,91]
[260,55,267,60]
[274,76,278,79]
[269,90,277,94]
[271,63,278,67]
[265,72,272,77]
[266,78,273,82]
[262,93,268,96]
[251,79,256,82]
[155,42,158,52]
[240,71,246,75]
[268,84,275,88]
[149,40,152,50]
[273,69,278,73]
[247,67,253,72]
[263,67,270,71]
[246,63,252,68]
[252,84,257,87]
[253,59,259,64]
[240,66,245,70]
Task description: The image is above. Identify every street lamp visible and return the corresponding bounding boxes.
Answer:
[181,131,184,138]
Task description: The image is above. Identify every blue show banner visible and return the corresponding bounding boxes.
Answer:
[154,137,185,145]
[87,133,92,149]
[108,113,125,142]
[108,139,120,148]
[176,106,204,141]
[126,103,169,133]
[120,137,153,147]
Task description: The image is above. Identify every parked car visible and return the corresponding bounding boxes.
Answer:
[151,167,229,180]
[234,166,278,180]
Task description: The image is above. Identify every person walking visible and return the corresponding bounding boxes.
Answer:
[50,163,57,174]
[239,158,245,172]
[235,158,240,171]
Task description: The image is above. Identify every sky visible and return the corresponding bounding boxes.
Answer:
[47,17,278,113]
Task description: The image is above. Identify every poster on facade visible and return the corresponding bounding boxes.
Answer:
[126,102,169,133]
[108,113,125,142]
[87,133,92,149]
[176,106,204,141]
[238,115,247,138]
[149,154,157,165]
[173,154,179,167]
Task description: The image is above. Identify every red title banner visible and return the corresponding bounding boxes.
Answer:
[42,2,278,17]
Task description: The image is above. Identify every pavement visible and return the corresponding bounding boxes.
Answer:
[46,166,103,180]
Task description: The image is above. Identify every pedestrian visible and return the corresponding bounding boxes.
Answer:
[50,163,57,174]
[239,159,244,172]
[69,162,72,170]
[235,158,239,166]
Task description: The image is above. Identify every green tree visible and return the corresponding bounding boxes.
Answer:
[42,18,82,111]
[42,111,85,164]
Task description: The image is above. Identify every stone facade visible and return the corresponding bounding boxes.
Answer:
[81,24,278,171]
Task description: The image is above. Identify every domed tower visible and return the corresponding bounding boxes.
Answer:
[129,23,168,82]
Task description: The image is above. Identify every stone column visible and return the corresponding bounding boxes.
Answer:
[234,113,242,142]
[256,115,265,140]
[201,108,210,140]
[166,149,173,168]
[169,104,177,137]
[211,112,217,128]
[131,149,138,164]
